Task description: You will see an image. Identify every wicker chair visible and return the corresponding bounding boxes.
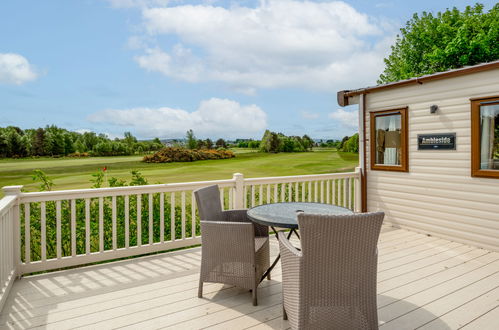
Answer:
[194,185,270,306]
[279,212,385,330]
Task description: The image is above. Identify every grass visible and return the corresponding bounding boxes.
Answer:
[0,148,358,196]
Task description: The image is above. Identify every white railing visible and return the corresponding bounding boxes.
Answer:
[0,169,361,280]
[0,187,20,312]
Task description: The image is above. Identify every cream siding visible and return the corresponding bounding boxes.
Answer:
[364,68,499,252]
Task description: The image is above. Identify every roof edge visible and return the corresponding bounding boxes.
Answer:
[337,60,499,106]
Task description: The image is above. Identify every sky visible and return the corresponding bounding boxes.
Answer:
[0,0,496,140]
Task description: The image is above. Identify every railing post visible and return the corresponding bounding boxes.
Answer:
[3,186,23,277]
[233,173,244,209]
[354,167,362,213]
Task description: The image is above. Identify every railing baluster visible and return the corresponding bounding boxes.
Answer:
[148,193,153,245]
[112,196,117,250]
[331,179,338,205]
[137,194,141,247]
[160,192,165,243]
[219,187,225,210]
[99,197,104,252]
[273,184,278,203]
[228,188,233,209]
[1,214,4,282]
[314,181,318,202]
[326,180,330,204]
[41,202,46,262]
[243,186,247,208]
[24,203,30,264]
[281,183,285,202]
[181,191,186,240]
[259,185,263,205]
[320,181,324,203]
[191,191,196,238]
[1,215,3,285]
[85,198,90,254]
[266,184,270,204]
[125,195,130,248]
[308,181,312,202]
[349,178,354,210]
[343,179,347,208]
[301,182,305,201]
[288,183,292,202]
[171,192,175,241]
[295,182,299,202]
[56,200,61,259]
[251,185,255,207]
[71,199,76,257]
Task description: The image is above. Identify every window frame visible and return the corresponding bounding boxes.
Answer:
[369,107,409,172]
[471,95,499,179]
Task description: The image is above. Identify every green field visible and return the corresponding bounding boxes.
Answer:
[0,149,358,196]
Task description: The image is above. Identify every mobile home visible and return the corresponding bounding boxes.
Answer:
[338,60,499,252]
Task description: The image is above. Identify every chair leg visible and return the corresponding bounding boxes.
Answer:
[198,279,203,298]
[283,305,288,320]
[252,286,258,306]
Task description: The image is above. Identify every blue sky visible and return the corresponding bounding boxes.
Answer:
[0,0,496,140]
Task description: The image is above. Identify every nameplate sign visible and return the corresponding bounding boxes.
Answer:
[418,133,456,150]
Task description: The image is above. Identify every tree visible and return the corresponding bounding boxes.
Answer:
[378,3,499,84]
[197,139,206,149]
[267,133,281,153]
[343,134,359,153]
[186,129,197,149]
[338,136,349,150]
[302,134,314,150]
[32,128,46,156]
[124,131,137,149]
[215,138,227,149]
[205,138,213,149]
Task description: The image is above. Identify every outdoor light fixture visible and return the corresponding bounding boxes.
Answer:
[430,104,439,113]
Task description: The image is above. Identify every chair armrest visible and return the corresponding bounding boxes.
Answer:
[200,221,255,257]
[278,231,302,313]
[222,209,250,222]
[278,231,302,259]
[223,209,269,237]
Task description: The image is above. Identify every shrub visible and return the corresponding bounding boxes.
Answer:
[142,147,235,163]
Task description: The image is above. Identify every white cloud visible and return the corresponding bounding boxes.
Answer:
[301,111,320,120]
[87,97,267,138]
[0,53,38,85]
[131,0,393,91]
[74,128,92,134]
[329,108,358,128]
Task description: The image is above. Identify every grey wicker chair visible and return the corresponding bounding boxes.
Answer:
[279,212,385,330]
[194,185,270,306]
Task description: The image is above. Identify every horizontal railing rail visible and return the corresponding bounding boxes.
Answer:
[0,169,361,282]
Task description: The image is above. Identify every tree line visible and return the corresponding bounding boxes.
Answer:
[0,126,163,158]
[259,130,315,153]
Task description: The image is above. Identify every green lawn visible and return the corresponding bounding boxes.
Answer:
[0,149,358,196]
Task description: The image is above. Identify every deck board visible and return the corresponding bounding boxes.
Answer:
[0,226,497,330]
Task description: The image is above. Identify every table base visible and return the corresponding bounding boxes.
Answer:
[260,226,299,283]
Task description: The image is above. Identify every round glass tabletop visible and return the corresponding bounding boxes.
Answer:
[247,202,353,229]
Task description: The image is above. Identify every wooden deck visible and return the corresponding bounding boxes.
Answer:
[1,226,498,330]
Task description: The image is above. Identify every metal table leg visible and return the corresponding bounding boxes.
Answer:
[260,227,298,282]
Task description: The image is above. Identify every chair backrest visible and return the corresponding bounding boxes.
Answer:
[194,185,223,221]
[297,212,384,321]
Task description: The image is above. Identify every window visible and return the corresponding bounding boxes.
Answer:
[370,108,408,172]
[471,96,499,178]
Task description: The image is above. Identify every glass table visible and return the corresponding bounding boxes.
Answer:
[247,202,353,282]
